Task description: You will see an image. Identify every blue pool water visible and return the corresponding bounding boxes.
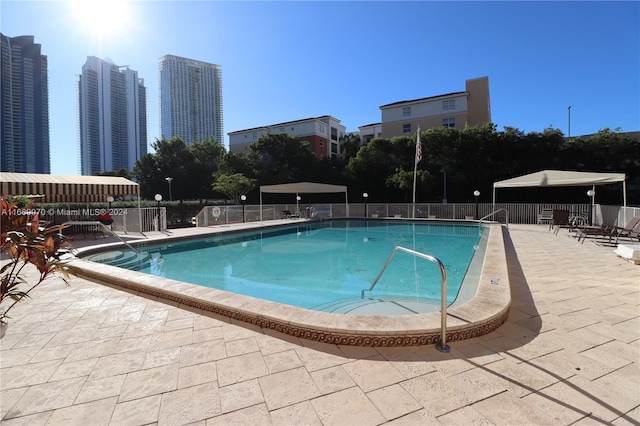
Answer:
[86,220,486,313]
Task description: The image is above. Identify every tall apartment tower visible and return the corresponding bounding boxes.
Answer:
[159,54,223,145]
[0,33,50,173]
[78,56,147,175]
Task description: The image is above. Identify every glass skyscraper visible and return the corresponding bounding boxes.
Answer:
[159,55,223,145]
[78,56,147,175]
[1,33,50,173]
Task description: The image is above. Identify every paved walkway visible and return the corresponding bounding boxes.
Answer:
[1,224,638,425]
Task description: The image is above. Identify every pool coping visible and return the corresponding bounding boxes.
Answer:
[68,221,511,347]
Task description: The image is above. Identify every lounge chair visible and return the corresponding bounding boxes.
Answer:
[550,209,569,232]
[577,216,640,245]
[538,208,553,225]
[621,228,640,245]
[553,210,589,235]
[613,217,640,244]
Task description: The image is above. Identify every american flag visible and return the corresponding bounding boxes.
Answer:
[416,128,422,164]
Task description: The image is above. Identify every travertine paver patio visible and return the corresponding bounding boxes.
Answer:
[1,224,638,425]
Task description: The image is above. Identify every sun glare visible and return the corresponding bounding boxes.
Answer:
[69,0,131,37]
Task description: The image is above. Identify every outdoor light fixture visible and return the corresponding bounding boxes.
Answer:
[587,189,595,226]
[154,193,162,231]
[107,195,114,211]
[165,177,173,201]
[442,169,447,204]
[473,190,480,220]
[241,195,247,222]
[296,195,301,211]
[363,192,368,217]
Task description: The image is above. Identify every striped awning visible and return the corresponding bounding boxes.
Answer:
[0,172,140,203]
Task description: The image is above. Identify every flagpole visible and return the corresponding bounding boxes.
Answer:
[412,126,421,218]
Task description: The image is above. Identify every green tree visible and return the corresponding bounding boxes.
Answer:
[340,132,361,161]
[94,168,133,179]
[385,168,430,201]
[245,133,317,184]
[188,137,227,197]
[212,173,256,203]
[133,136,228,200]
[345,135,417,201]
[132,153,161,199]
[217,151,253,177]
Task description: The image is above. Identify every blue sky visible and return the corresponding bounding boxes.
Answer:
[2,0,639,176]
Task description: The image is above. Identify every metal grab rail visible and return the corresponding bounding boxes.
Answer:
[479,208,509,227]
[361,246,450,353]
[61,221,140,254]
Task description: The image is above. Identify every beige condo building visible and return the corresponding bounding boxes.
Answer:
[379,76,491,138]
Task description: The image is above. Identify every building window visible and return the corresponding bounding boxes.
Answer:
[279,127,285,132]
[320,140,324,147]
[252,132,257,139]
[442,118,455,128]
[443,99,455,111]
[331,127,338,141]
[402,106,411,117]
[403,123,411,134]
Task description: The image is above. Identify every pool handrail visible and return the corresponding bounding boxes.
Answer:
[361,245,450,353]
[61,220,140,254]
[479,208,509,227]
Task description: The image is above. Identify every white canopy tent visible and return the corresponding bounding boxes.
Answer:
[259,182,348,220]
[493,170,627,223]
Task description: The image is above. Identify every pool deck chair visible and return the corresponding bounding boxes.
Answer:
[613,217,640,245]
[538,208,553,225]
[551,209,570,233]
[577,216,640,245]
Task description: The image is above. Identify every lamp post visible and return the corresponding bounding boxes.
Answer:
[567,106,571,138]
[296,195,301,213]
[240,195,246,223]
[165,177,173,201]
[473,190,480,220]
[442,169,447,204]
[587,189,595,226]
[154,193,162,231]
[107,195,114,212]
[362,192,368,217]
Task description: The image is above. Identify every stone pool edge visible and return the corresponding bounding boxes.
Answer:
[67,223,511,347]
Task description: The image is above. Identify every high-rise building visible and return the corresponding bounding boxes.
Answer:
[1,33,50,173]
[78,56,147,175]
[159,54,223,145]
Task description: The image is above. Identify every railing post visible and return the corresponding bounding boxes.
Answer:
[435,258,450,353]
[364,246,450,352]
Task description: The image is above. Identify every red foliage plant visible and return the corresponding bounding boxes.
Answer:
[1,196,76,323]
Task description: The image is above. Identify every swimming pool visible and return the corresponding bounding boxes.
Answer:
[83,220,486,315]
[72,219,511,347]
